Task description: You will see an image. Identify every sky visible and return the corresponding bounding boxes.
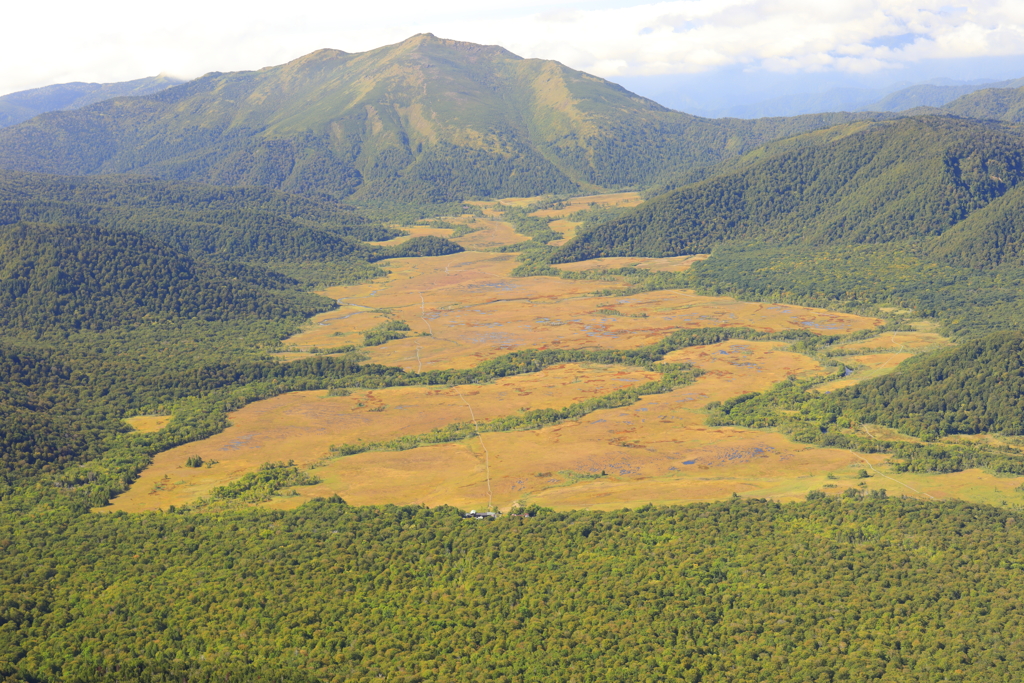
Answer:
[4,0,1024,111]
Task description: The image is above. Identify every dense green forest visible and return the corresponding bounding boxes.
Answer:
[368,235,464,261]
[542,115,1024,336]
[938,84,1024,122]
[0,221,332,332]
[675,243,1024,336]
[3,496,1024,681]
[0,170,399,261]
[837,331,1024,437]
[553,116,1024,262]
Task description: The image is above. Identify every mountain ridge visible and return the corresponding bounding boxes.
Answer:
[552,115,1024,268]
[0,74,183,128]
[0,34,888,205]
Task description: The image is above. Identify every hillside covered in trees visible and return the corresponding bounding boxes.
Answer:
[0,221,333,333]
[546,114,1024,334]
[840,330,1024,437]
[0,170,398,261]
[936,84,1024,122]
[553,116,1024,263]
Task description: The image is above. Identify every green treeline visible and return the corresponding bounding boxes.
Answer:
[707,331,1024,473]
[683,244,1024,336]
[327,362,700,460]
[362,320,412,347]
[0,328,372,494]
[324,326,871,461]
[840,330,1024,437]
[539,116,1024,335]
[3,497,1024,681]
[0,324,773,508]
[209,461,321,503]
[368,235,464,262]
[496,205,561,245]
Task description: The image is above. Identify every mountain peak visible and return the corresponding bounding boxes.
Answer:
[388,33,520,60]
[0,36,879,204]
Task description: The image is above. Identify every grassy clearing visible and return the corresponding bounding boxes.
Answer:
[115,192,1000,514]
[257,340,938,511]
[815,330,953,391]
[278,251,881,372]
[552,255,709,273]
[546,220,579,245]
[105,363,662,513]
[123,415,172,433]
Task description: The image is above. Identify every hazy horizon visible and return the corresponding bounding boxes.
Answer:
[5,0,1024,107]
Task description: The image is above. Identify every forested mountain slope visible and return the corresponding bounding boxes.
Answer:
[0,35,886,204]
[838,330,1024,436]
[0,74,183,128]
[0,170,396,262]
[0,221,332,333]
[0,214,353,483]
[553,116,1024,263]
[939,85,1024,122]
[703,330,1024,475]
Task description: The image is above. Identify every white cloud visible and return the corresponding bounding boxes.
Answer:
[2,0,1024,96]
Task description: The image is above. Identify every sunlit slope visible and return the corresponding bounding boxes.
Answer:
[0,34,883,203]
[553,116,1024,262]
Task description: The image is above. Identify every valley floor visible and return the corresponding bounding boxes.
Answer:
[105,198,1024,513]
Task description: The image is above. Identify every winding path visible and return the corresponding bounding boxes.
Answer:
[858,424,938,500]
[455,387,493,510]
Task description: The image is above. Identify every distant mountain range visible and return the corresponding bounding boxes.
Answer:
[0,35,888,205]
[0,74,183,128]
[865,77,1024,113]
[935,85,1024,123]
[668,76,1024,119]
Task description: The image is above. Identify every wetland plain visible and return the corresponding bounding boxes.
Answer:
[108,196,1024,513]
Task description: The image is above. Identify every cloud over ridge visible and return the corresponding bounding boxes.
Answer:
[3,1,1024,96]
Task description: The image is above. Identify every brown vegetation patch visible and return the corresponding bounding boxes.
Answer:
[553,255,709,273]
[547,219,580,245]
[279,252,882,370]
[833,331,950,353]
[816,352,917,392]
[260,341,880,511]
[123,415,172,433]
[367,224,457,246]
[118,189,967,514]
[529,191,644,219]
[106,363,661,513]
[452,217,529,250]
[812,331,952,392]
